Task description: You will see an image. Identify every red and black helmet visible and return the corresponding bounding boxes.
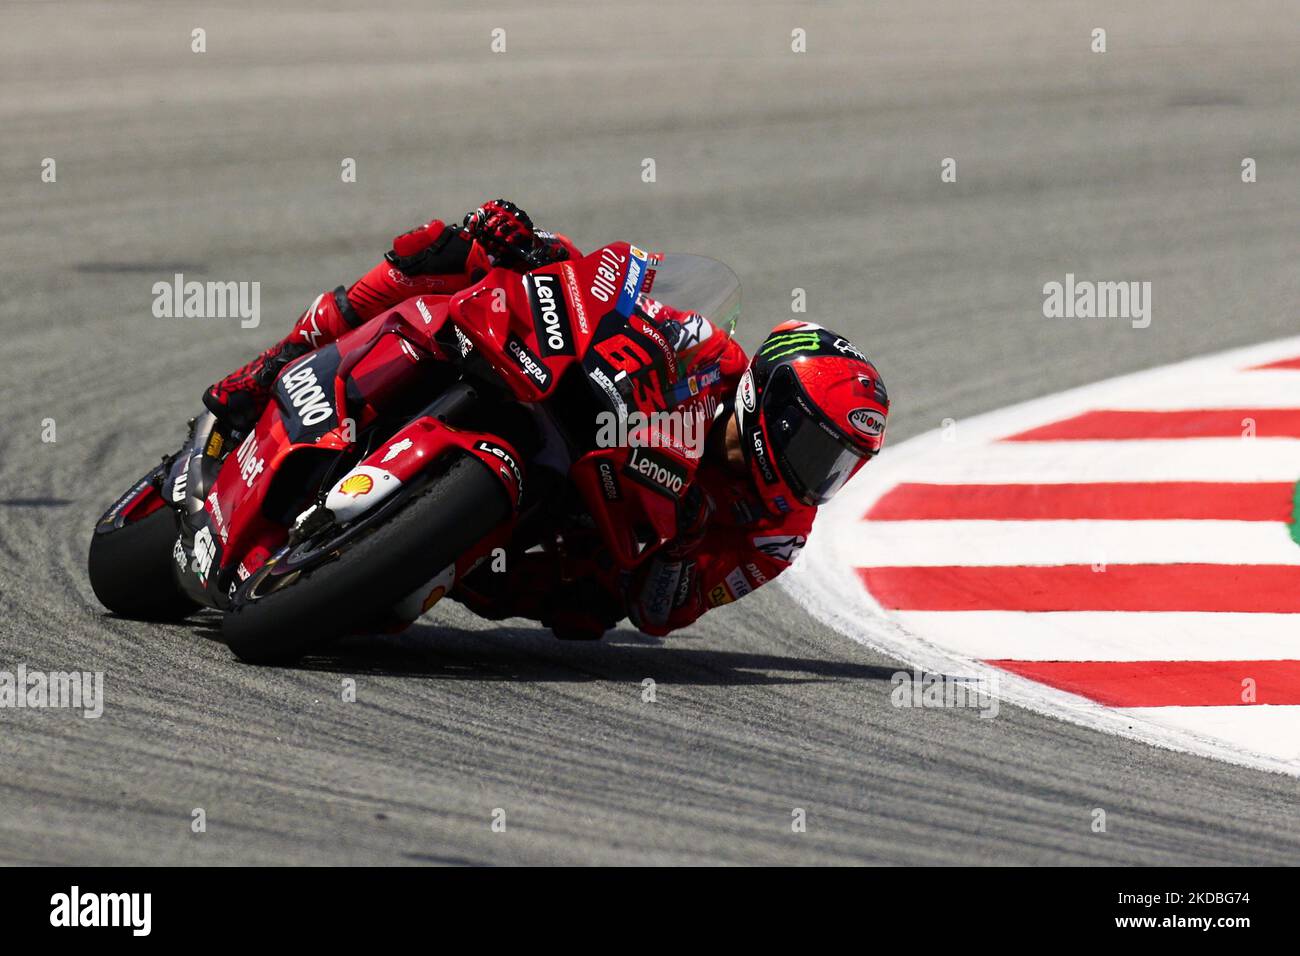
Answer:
[735,321,889,512]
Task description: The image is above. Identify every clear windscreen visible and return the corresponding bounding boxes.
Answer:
[641,253,741,339]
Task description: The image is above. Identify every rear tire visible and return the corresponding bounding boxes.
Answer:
[88,505,199,621]
[222,453,510,665]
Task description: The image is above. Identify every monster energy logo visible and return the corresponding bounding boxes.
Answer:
[759,330,822,361]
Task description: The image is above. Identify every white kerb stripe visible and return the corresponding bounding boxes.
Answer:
[892,611,1300,662]
[898,438,1300,484]
[849,520,1300,566]
[1120,705,1300,765]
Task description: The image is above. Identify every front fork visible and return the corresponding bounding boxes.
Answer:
[161,410,239,607]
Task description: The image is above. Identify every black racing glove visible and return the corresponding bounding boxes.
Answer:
[463,199,568,269]
[663,484,713,560]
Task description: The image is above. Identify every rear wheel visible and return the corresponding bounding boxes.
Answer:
[222,453,510,665]
[88,486,199,621]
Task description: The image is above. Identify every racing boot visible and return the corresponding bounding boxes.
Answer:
[202,287,361,431]
[201,337,310,432]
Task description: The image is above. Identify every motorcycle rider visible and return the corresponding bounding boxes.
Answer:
[203,200,889,639]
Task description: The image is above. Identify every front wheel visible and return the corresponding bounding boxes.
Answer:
[88,471,199,621]
[222,452,510,665]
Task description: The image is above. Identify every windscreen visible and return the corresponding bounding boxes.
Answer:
[639,252,741,339]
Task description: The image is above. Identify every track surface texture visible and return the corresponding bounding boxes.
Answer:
[2,1,1298,864]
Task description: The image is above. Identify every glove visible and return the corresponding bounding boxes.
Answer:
[463,199,538,262]
[385,218,472,277]
[462,200,572,269]
[664,484,713,560]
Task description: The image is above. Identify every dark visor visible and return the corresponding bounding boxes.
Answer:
[763,365,866,505]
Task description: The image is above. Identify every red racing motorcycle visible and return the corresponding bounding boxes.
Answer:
[87,243,740,663]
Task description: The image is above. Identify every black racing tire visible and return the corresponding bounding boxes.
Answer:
[222,453,510,665]
[88,504,200,621]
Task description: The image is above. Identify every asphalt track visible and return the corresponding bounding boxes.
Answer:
[1,1,1298,865]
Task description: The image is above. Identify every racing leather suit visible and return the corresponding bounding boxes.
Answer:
[252,217,817,637]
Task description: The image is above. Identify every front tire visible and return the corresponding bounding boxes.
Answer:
[88,503,199,621]
[222,453,510,665]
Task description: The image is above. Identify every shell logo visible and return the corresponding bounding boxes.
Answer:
[419,585,448,613]
[338,473,374,498]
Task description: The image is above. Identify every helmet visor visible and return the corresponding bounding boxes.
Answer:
[764,365,866,505]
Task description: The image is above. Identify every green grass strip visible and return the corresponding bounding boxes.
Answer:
[1291,479,1300,547]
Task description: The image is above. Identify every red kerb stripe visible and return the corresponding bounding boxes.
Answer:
[858,564,1300,612]
[866,482,1294,521]
[989,659,1300,707]
[1002,409,1300,441]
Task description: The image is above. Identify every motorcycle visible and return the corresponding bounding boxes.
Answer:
[87,242,741,663]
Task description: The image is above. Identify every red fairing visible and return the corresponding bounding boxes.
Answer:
[346,415,525,512]
[332,301,449,424]
[569,445,689,569]
[446,244,636,403]
[204,401,298,582]
[204,302,456,587]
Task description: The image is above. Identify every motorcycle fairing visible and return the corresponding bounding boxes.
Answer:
[322,415,526,523]
[447,242,655,407]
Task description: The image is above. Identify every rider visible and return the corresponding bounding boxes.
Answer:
[203,200,890,639]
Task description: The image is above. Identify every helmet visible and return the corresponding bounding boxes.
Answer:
[735,321,888,512]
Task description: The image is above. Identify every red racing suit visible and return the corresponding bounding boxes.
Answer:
[273,218,817,637]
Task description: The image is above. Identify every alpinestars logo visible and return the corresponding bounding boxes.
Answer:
[752,534,806,564]
[526,273,573,357]
[671,311,712,353]
[297,292,327,347]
